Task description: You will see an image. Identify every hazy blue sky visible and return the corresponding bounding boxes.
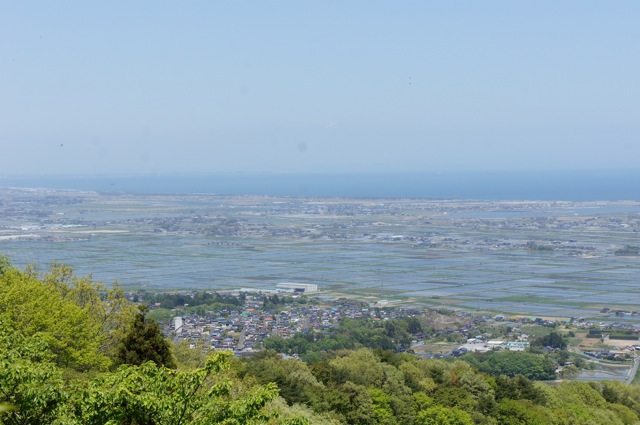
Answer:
[2,1,639,176]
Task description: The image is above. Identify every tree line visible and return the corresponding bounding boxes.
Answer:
[2,255,640,424]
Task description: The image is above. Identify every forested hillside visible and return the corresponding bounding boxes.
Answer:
[2,256,640,424]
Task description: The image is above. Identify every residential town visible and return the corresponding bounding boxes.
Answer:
[141,289,640,365]
[156,291,424,354]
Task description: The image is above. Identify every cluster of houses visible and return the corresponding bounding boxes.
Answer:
[158,289,640,365]
[583,349,636,361]
[164,295,423,354]
[600,307,640,317]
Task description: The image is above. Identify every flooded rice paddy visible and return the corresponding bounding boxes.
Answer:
[1,187,640,322]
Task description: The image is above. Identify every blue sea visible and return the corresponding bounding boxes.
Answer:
[1,170,639,201]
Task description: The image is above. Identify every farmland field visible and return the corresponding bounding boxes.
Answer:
[1,186,639,323]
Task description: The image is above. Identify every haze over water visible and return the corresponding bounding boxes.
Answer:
[2,170,640,201]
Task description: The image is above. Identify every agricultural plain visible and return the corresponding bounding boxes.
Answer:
[1,186,639,323]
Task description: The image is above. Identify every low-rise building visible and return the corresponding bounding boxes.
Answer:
[276,282,318,293]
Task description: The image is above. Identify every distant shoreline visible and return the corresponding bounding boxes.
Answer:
[1,170,640,201]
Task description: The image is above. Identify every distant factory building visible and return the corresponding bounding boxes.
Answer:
[276,282,318,293]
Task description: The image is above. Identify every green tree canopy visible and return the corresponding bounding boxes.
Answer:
[116,305,176,369]
[0,263,110,371]
[0,322,67,424]
[463,350,556,381]
[69,352,296,425]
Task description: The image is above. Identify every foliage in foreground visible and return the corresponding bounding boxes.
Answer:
[3,255,640,424]
[242,348,640,425]
[0,258,136,372]
[69,352,283,425]
[0,327,306,424]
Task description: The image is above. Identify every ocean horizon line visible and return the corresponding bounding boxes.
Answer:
[1,170,639,202]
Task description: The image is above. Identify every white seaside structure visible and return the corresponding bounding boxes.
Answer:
[276,282,318,293]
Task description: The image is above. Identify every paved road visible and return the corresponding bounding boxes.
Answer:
[626,356,640,384]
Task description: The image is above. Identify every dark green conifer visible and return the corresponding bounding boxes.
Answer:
[116,305,176,369]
